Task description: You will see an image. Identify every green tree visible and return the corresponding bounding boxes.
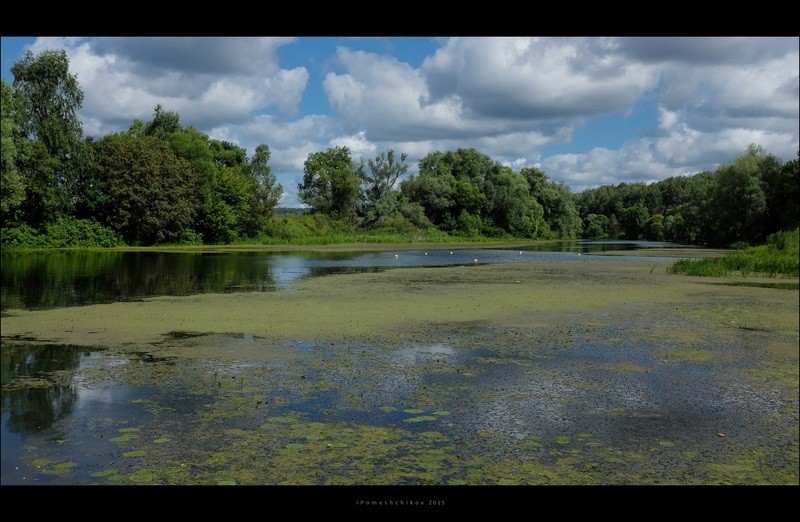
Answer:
[298,147,361,219]
[1,81,25,219]
[400,169,456,229]
[94,133,197,245]
[583,213,610,238]
[521,167,581,238]
[144,105,182,141]
[762,152,799,233]
[15,141,62,227]
[11,49,83,159]
[402,148,492,232]
[484,166,545,237]
[710,145,770,244]
[71,137,105,220]
[619,203,650,239]
[360,149,408,226]
[245,144,282,233]
[200,166,253,244]
[11,49,86,224]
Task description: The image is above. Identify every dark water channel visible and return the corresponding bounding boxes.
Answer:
[1,240,695,311]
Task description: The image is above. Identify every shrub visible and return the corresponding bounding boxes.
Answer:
[1,218,123,248]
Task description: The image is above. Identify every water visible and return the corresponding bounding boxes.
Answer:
[1,240,697,310]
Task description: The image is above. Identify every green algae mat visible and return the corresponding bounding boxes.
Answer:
[2,260,797,484]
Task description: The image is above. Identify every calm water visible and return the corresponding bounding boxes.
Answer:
[1,241,695,311]
[2,241,793,485]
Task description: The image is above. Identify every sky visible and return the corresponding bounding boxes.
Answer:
[1,36,798,207]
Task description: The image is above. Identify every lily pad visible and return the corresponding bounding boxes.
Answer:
[153,437,171,444]
[403,408,425,415]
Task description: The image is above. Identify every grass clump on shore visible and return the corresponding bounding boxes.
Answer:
[669,229,799,278]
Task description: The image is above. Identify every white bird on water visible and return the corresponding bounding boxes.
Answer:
[450,251,453,255]
[424,252,428,256]
[473,258,478,263]
[395,254,399,258]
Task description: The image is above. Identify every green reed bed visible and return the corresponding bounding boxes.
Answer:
[670,229,799,277]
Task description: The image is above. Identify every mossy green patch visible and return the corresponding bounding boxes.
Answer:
[665,348,716,363]
[705,447,798,485]
[403,408,425,415]
[404,416,437,423]
[598,362,649,373]
[3,376,53,390]
[110,432,140,444]
[745,361,799,392]
[153,437,170,444]
[32,458,51,468]
[128,469,154,483]
[42,461,77,475]
[555,435,570,445]
[123,450,147,458]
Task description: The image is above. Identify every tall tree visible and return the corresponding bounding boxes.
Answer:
[298,147,361,219]
[0,81,25,219]
[521,167,581,238]
[362,150,408,204]
[11,49,83,159]
[248,144,283,223]
[11,49,86,223]
[710,145,770,244]
[360,149,408,226]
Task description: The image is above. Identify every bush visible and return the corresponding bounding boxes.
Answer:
[1,223,48,247]
[44,218,124,247]
[1,218,123,248]
[175,228,204,245]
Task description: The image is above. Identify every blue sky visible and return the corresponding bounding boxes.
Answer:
[2,37,798,207]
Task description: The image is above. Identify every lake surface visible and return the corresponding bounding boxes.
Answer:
[1,241,796,486]
[1,240,696,311]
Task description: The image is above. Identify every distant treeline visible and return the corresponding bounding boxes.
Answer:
[2,50,798,248]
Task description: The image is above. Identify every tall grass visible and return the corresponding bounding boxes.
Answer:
[669,228,799,277]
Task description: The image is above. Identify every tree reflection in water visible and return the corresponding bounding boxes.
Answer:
[1,344,81,436]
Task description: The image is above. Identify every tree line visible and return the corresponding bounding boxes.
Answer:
[2,50,797,247]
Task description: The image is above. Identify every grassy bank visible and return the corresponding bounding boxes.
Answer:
[669,229,799,278]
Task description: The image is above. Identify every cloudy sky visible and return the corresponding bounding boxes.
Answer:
[1,36,798,207]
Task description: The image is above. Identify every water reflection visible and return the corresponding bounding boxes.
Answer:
[1,241,697,311]
[1,344,81,436]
